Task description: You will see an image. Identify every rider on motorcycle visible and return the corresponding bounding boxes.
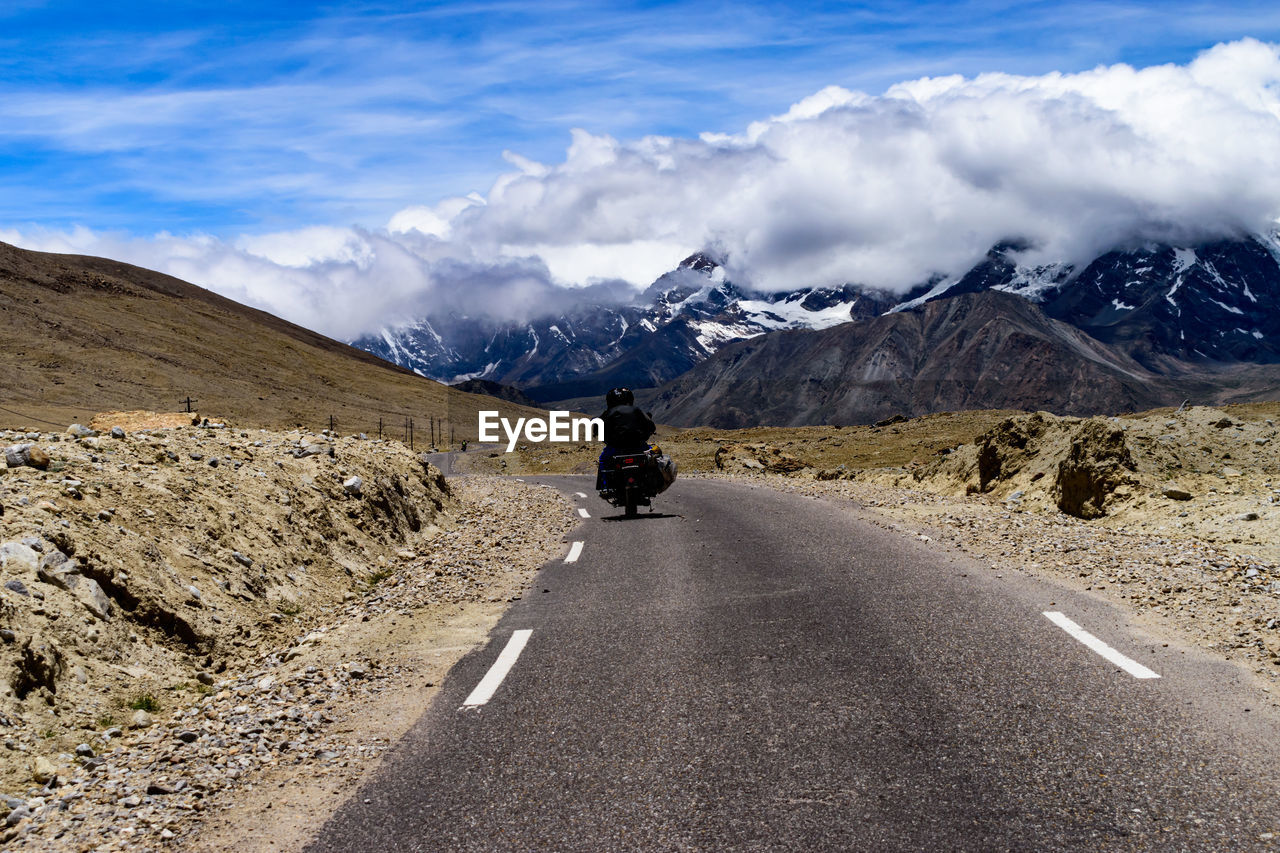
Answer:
[596,387,656,490]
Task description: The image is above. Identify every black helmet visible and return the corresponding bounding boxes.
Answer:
[606,387,634,408]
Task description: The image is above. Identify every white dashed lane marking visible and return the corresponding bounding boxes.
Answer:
[1043,612,1161,679]
[462,630,533,708]
[565,541,584,563]
[574,492,587,498]
[578,508,590,518]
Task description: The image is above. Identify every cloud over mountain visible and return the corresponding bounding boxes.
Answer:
[8,38,1280,339]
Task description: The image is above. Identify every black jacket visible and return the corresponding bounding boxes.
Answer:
[600,404,656,451]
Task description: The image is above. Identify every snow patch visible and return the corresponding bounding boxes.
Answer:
[737,296,855,330]
[890,278,957,312]
[1172,248,1198,273]
[449,362,500,383]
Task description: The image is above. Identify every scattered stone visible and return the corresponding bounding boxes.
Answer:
[4,444,49,469]
[66,424,93,438]
[1239,512,1261,521]
[1223,467,1243,478]
[4,580,30,597]
[0,541,40,572]
[76,578,113,620]
[232,551,253,568]
[129,710,153,729]
[196,672,215,686]
[110,426,126,439]
[147,781,184,795]
[30,757,56,785]
[74,743,93,758]
[175,730,199,744]
[1162,486,1194,501]
[343,476,363,496]
[119,794,142,808]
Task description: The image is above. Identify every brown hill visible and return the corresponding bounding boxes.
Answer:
[648,290,1280,428]
[0,241,538,435]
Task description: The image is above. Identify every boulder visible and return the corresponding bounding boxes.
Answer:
[1162,486,1194,501]
[714,443,807,473]
[1054,418,1137,519]
[30,757,56,785]
[0,542,40,573]
[4,444,50,469]
[75,578,113,620]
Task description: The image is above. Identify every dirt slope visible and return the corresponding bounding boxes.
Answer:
[0,241,538,437]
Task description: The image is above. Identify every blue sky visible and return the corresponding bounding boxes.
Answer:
[5,0,1280,237]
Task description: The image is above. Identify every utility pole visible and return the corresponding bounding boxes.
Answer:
[409,418,414,451]
[329,414,335,433]
[378,417,383,440]
[179,397,197,413]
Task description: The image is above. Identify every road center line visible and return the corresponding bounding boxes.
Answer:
[565,541,584,562]
[462,629,533,707]
[574,492,587,498]
[578,507,590,518]
[1043,612,1161,679]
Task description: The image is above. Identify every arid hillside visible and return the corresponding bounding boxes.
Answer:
[0,241,539,437]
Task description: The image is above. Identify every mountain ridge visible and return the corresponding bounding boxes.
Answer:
[0,241,541,433]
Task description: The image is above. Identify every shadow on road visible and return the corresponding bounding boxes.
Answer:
[600,512,683,522]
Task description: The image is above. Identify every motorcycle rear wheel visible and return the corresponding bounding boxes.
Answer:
[624,487,638,517]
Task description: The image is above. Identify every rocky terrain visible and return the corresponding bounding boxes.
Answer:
[0,414,575,851]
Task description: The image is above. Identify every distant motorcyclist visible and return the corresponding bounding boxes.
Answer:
[596,387,655,489]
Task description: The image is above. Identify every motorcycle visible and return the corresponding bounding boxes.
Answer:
[598,447,675,517]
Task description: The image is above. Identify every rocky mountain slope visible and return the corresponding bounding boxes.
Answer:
[929,235,1280,366]
[0,241,539,436]
[646,290,1280,428]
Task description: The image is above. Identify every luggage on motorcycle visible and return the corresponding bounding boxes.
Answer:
[654,454,676,493]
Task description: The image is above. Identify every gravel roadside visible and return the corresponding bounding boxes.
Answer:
[0,476,575,852]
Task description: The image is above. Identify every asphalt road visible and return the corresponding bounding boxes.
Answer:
[306,476,1280,851]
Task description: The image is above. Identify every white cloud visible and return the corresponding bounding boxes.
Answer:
[6,38,1280,338]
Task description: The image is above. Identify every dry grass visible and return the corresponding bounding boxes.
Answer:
[0,241,541,438]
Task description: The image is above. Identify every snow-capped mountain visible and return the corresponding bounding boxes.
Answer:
[352,234,1280,406]
[912,235,1280,366]
[352,252,883,401]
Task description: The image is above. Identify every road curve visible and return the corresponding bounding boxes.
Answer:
[306,476,1280,851]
